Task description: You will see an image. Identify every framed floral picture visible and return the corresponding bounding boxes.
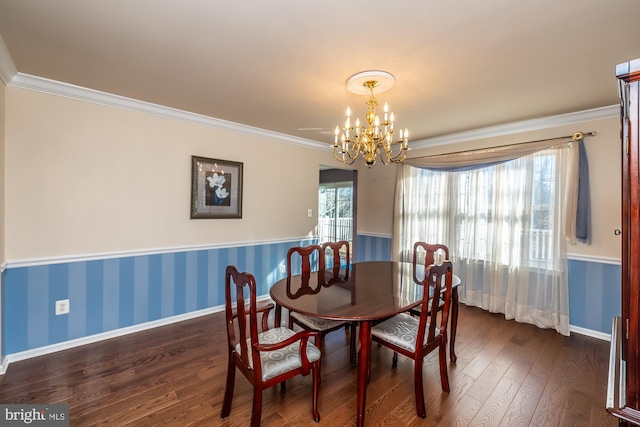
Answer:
[190,156,243,219]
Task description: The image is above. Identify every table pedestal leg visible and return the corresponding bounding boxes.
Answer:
[450,288,458,362]
[350,322,357,366]
[274,303,282,328]
[356,321,371,427]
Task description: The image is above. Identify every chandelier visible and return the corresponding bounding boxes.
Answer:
[334,71,409,167]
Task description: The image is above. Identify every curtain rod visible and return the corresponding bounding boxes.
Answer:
[411,131,596,159]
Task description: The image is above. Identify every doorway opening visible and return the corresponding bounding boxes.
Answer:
[318,168,357,258]
[318,182,353,242]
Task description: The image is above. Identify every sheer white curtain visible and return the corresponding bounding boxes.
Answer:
[393,146,572,335]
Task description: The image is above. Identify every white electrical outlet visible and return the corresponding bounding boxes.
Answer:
[55,299,70,315]
[280,264,286,274]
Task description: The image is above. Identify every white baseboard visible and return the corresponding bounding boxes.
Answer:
[570,324,611,341]
[0,356,8,375]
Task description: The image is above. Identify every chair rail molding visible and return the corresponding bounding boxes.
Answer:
[3,236,317,269]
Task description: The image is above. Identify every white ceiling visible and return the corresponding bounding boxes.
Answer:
[1,1,639,147]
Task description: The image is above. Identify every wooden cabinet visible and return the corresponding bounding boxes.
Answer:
[609,58,640,426]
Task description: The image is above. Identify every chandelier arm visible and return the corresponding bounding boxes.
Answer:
[334,146,357,165]
[378,140,397,155]
[389,149,407,162]
[343,156,356,165]
[391,147,408,162]
[377,140,407,164]
[345,141,362,160]
[379,151,390,165]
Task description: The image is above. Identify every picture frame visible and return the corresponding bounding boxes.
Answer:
[190,156,243,219]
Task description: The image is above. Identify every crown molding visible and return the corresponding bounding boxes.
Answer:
[7,73,331,151]
[0,33,17,85]
[410,105,619,150]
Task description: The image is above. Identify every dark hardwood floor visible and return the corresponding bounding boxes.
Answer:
[0,304,616,426]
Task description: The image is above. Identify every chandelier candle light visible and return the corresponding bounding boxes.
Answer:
[334,71,409,167]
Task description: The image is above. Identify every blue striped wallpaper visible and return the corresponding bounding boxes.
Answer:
[0,234,621,358]
[568,258,621,334]
[356,234,392,262]
[2,238,316,356]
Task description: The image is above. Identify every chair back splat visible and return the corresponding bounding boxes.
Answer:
[322,240,350,283]
[412,241,449,283]
[286,244,324,298]
[221,265,321,426]
[418,262,453,348]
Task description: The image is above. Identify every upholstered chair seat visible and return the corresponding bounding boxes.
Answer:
[290,312,345,332]
[371,313,442,353]
[238,326,322,381]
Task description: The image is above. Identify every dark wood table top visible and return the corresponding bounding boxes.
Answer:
[269,261,427,322]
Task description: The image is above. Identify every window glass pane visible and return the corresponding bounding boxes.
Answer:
[318,182,353,244]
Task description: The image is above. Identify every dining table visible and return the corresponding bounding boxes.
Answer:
[269,260,461,427]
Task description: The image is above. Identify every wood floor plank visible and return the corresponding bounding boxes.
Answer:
[433,394,484,427]
[464,361,509,402]
[498,372,547,427]
[421,372,477,426]
[559,388,592,427]
[469,376,520,426]
[530,359,572,426]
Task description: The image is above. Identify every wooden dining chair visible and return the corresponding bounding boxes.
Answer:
[321,241,357,364]
[221,265,321,426]
[371,261,454,419]
[287,244,355,364]
[409,242,459,362]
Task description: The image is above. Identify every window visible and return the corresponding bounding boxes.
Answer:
[404,150,558,269]
[318,182,353,243]
[396,143,572,336]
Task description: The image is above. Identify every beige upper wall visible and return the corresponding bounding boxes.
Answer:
[4,86,336,261]
[356,117,622,260]
[353,160,399,235]
[3,84,622,262]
